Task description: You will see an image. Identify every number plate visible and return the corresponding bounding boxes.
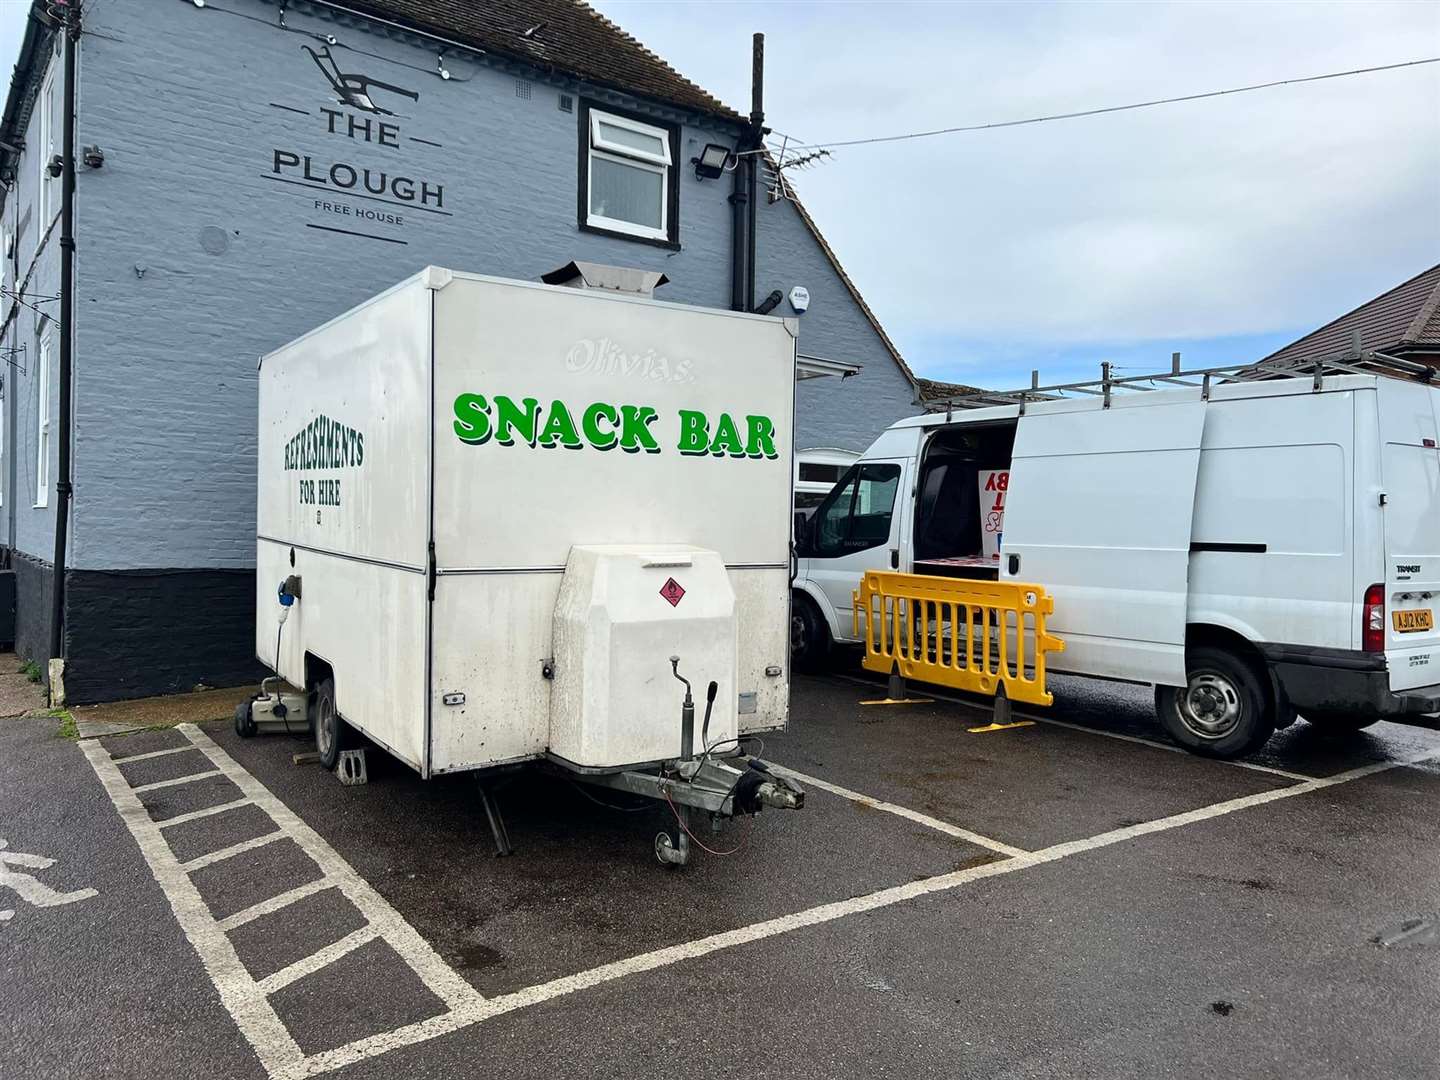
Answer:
[1393,609,1434,633]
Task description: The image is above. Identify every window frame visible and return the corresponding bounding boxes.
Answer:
[577,100,681,249]
[807,462,902,558]
[36,61,55,241]
[35,330,50,508]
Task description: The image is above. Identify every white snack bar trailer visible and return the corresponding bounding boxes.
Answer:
[246,266,804,864]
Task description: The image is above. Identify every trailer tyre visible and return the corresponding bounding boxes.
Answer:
[1303,710,1380,734]
[234,700,257,739]
[313,676,351,770]
[791,593,830,670]
[1156,646,1274,759]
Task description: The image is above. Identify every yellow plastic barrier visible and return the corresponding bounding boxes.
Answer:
[852,571,1065,706]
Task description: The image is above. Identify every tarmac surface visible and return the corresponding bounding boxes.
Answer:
[3,665,1438,1079]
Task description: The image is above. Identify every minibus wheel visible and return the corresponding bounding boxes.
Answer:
[1156,646,1273,758]
[313,676,352,770]
[791,593,830,670]
[1302,711,1380,734]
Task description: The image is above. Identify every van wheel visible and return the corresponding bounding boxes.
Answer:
[1303,711,1380,733]
[791,593,830,670]
[1156,646,1274,758]
[313,677,351,770]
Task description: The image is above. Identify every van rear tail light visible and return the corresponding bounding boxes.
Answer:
[1363,583,1385,652]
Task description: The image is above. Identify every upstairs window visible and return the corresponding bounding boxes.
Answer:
[580,103,678,246]
[37,62,55,238]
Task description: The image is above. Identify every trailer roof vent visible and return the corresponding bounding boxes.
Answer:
[540,261,669,297]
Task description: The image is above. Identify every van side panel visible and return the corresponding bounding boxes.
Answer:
[1186,391,1355,650]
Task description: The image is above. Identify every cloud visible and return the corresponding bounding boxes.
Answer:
[594,1,1440,374]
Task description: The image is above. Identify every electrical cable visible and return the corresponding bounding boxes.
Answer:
[568,779,652,813]
[664,787,754,857]
[786,57,1440,151]
[273,618,294,734]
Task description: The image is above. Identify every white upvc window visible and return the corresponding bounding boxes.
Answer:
[36,63,55,240]
[584,108,673,242]
[35,332,50,508]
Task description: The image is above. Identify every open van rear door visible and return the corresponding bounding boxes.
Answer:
[1378,379,1440,693]
[1002,398,1206,686]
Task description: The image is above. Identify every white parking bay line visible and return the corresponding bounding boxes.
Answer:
[218,878,337,933]
[830,673,1316,782]
[256,927,382,995]
[768,764,1029,858]
[181,831,287,873]
[157,798,252,830]
[130,769,224,794]
[112,745,201,765]
[275,745,1440,1080]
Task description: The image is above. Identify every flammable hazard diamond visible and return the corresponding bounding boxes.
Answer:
[659,577,686,607]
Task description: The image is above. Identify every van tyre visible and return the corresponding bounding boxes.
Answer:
[313,676,351,770]
[791,593,830,670]
[1303,711,1380,734]
[1156,646,1274,759]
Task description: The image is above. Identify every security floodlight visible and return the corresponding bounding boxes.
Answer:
[691,143,732,181]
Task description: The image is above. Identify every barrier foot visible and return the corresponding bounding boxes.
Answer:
[967,687,1035,733]
[860,670,933,708]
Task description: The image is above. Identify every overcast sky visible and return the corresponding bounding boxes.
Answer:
[1,2,1435,389]
[594,0,1440,388]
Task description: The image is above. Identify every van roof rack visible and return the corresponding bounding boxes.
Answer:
[926,331,1437,415]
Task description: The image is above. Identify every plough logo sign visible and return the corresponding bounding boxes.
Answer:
[284,414,364,516]
[266,45,449,245]
[451,393,779,459]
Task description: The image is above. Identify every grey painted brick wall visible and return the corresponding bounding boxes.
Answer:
[2,25,64,566]
[4,0,920,575]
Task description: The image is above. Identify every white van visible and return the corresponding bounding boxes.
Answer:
[792,361,1440,758]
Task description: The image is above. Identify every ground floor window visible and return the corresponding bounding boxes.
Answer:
[35,331,50,508]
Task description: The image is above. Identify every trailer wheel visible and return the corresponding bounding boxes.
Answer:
[1156,646,1274,758]
[791,593,830,670]
[313,676,350,770]
[234,700,257,739]
[1303,711,1380,734]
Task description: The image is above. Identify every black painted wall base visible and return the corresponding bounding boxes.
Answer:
[11,550,55,675]
[5,551,266,704]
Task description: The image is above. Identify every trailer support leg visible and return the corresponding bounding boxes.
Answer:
[655,800,691,867]
[477,782,514,858]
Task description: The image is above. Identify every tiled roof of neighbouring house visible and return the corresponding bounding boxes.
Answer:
[915,377,983,402]
[342,0,744,121]
[1262,263,1440,366]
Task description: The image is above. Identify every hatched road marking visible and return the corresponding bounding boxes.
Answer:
[81,724,484,1079]
[82,720,1440,1079]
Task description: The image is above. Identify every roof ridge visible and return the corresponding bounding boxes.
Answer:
[573,0,737,116]
[1402,266,1440,344]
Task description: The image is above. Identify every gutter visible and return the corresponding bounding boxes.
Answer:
[0,3,47,204]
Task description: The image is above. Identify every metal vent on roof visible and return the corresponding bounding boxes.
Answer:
[540,261,669,298]
[515,79,532,100]
[558,93,574,113]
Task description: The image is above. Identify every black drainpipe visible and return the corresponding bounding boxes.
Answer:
[48,2,78,669]
[746,32,764,313]
[728,144,747,312]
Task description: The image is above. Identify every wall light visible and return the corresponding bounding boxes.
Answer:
[691,143,733,181]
